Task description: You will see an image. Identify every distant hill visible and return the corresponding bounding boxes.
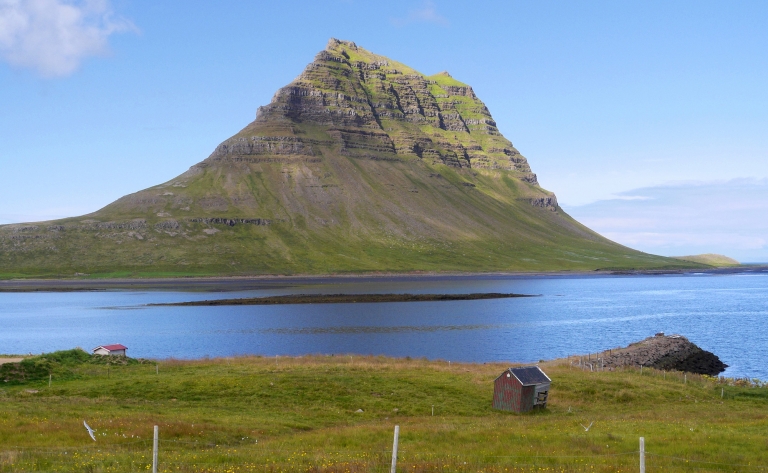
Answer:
[671,254,740,267]
[0,39,703,278]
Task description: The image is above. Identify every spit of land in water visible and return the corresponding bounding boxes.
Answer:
[1,350,766,472]
[149,292,536,306]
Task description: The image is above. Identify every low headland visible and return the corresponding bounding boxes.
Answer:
[671,253,741,267]
[0,337,760,472]
[149,292,536,306]
[569,334,727,376]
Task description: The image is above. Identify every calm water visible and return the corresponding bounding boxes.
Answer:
[1,273,767,379]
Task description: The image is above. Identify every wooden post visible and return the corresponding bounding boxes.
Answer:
[48,374,51,387]
[639,437,645,473]
[684,374,687,384]
[390,425,400,473]
[431,405,434,416]
[721,387,724,398]
[152,425,158,473]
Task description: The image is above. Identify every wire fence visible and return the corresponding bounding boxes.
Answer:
[3,439,768,473]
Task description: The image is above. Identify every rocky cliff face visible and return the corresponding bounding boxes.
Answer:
[210,39,541,189]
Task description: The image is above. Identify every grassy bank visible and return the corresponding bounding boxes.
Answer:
[1,352,767,472]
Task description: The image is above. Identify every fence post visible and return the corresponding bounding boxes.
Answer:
[152,425,158,473]
[639,437,645,473]
[391,425,400,473]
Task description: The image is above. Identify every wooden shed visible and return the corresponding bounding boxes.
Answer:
[493,366,551,413]
[93,344,127,356]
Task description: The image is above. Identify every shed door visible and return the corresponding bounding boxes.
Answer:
[534,383,550,405]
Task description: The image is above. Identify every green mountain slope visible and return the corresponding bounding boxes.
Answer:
[672,254,740,267]
[0,39,702,277]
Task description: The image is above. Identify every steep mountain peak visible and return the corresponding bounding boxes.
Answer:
[216,40,540,183]
[326,37,358,52]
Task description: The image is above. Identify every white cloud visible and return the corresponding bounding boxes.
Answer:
[391,0,449,27]
[0,0,134,77]
[563,178,768,262]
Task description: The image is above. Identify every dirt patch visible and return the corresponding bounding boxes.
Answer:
[0,358,23,365]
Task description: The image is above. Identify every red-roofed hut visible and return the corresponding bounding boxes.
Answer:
[92,344,127,356]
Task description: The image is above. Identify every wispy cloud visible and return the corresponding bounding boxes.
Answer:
[563,178,768,262]
[0,0,135,77]
[391,0,449,27]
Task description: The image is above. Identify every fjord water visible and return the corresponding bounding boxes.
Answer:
[1,273,766,379]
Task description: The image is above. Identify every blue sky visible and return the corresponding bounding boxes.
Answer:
[1,0,766,261]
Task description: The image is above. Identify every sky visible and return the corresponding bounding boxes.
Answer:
[1,0,766,261]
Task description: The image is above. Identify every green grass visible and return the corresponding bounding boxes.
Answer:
[1,352,767,472]
[671,254,741,267]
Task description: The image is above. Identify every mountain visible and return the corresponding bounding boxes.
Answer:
[0,39,701,277]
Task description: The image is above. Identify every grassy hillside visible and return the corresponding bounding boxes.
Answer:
[1,351,766,472]
[0,39,707,278]
[0,155,702,278]
[671,254,740,267]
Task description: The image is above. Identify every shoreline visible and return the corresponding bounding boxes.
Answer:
[1,265,766,292]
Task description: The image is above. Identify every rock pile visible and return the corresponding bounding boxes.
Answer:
[601,334,727,376]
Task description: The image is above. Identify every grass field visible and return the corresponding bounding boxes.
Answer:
[1,351,767,472]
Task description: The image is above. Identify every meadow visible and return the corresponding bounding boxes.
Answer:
[1,351,767,472]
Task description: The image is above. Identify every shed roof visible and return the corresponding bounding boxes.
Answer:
[504,366,550,385]
[95,344,127,351]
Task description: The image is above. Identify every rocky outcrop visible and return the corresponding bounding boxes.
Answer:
[189,218,271,226]
[601,334,727,376]
[526,195,558,211]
